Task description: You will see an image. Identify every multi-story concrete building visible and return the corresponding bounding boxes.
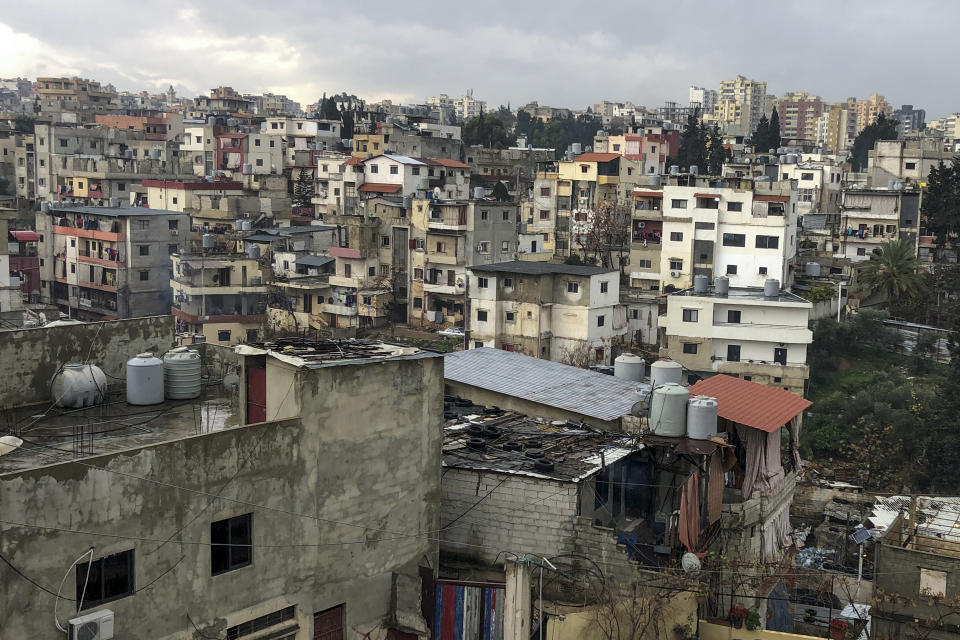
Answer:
[141,175,291,229]
[660,283,813,394]
[893,104,926,136]
[659,177,799,291]
[465,261,627,364]
[773,92,825,143]
[928,113,960,143]
[0,205,22,319]
[853,93,892,132]
[33,76,118,122]
[453,91,485,122]
[868,138,954,185]
[93,112,184,141]
[778,156,843,216]
[820,103,859,154]
[12,132,34,199]
[689,86,718,115]
[717,75,768,134]
[0,321,442,640]
[838,187,921,262]
[35,204,189,320]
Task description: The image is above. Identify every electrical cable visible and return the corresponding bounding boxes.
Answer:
[53,548,93,633]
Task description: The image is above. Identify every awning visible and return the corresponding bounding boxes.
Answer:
[694,193,720,199]
[295,255,334,268]
[9,230,40,241]
[633,191,663,198]
[754,195,789,202]
[358,183,403,193]
[689,374,811,432]
[182,259,228,269]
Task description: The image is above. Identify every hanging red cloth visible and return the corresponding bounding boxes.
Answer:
[678,471,700,552]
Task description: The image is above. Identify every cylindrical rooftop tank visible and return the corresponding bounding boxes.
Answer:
[207,116,217,126]
[693,274,709,294]
[649,383,689,437]
[52,363,107,408]
[473,187,485,199]
[163,347,202,400]
[240,219,252,231]
[689,165,699,175]
[614,353,645,382]
[234,219,244,231]
[764,278,780,298]
[202,233,215,249]
[108,197,119,208]
[715,275,730,297]
[805,262,821,277]
[670,165,679,175]
[650,359,683,389]
[687,395,719,440]
[245,243,261,260]
[242,163,253,175]
[571,142,582,155]
[126,353,164,405]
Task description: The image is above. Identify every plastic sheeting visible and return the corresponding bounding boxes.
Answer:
[761,501,794,560]
[736,425,785,501]
[678,471,700,552]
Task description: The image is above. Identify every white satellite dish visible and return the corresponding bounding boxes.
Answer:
[681,552,702,574]
[0,435,24,456]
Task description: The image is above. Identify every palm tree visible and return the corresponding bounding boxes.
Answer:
[858,239,923,311]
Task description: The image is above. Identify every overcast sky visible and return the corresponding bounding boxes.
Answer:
[0,1,955,117]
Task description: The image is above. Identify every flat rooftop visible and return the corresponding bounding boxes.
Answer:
[45,204,183,217]
[1,387,237,474]
[442,401,634,482]
[468,260,615,277]
[240,337,431,368]
[671,286,810,304]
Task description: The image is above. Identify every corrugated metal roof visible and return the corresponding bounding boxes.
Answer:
[444,348,646,422]
[572,152,620,163]
[358,183,403,193]
[467,260,615,277]
[295,255,334,267]
[9,230,40,241]
[754,195,789,203]
[428,158,471,169]
[688,374,811,432]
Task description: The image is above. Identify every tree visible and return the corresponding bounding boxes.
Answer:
[849,112,899,171]
[674,108,706,171]
[574,199,631,271]
[767,107,780,148]
[292,168,314,208]
[13,114,34,134]
[922,158,960,250]
[857,239,923,312]
[706,124,729,175]
[752,113,770,152]
[462,111,511,149]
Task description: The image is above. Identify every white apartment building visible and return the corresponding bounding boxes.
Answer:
[779,158,843,216]
[838,188,921,262]
[689,86,718,114]
[660,284,813,395]
[659,180,799,291]
[466,261,627,365]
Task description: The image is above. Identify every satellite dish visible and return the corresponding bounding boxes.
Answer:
[0,435,23,456]
[681,552,702,574]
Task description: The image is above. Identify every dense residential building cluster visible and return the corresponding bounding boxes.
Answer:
[1,69,958,640]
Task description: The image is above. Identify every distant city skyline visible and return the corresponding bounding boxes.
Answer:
[0,1,956,118]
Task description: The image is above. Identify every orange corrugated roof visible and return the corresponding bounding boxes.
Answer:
[573,152,620,163]
[694,193,720,199]
[358,182,402,193]
[754,194,789,202]
[633,190,663,198]
[344,156,363,165]
[689,374,811,432]
[429,158,471,169]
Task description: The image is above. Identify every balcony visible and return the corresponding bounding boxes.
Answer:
[596,175,619,185]
[322,302,358,316]
[77,249,125,268]
[78,280,118,293]
[714,358,810,380]
[170,279,269,296]
[427,210,468,231]
[423,281,461,295]
[53,225,124,242]
[171,307,265,324]
[710,322,812,343]
[425,251,462,266]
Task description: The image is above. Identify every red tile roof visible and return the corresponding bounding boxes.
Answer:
[632,190,663,198]
[754,194,789,202]
[357,182,402,193]
[689,374,811,432]
[9,230,40,241]
[344,156,363,165]
[572,152,620,163]
[428,158,470,169]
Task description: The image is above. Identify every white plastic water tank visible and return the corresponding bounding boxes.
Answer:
[202,233,215,249]
[650,359,683,388]
[687,395,719,440]
[126,353,164,405]
[163,347,202,400]
[764,278,780,297]
[715,275,730,296]
[240,219,252,231]
[649,383,689,437]
[614,354,645,382]
[52,364,107,408]
[693,274,709,294]
[805,262,821,277]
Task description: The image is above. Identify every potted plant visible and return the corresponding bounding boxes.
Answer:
[745,610,761,631]
[728,605,749,629]
[829,618,848,640]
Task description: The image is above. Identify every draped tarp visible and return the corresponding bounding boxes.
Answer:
[736,425,785,501]
[678,471,700,552]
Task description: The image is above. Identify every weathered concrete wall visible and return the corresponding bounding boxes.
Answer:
[873,543,960,640]
[0,352,443,639]
[0,315,175,408]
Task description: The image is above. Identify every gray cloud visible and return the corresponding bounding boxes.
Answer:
[0,0,955,116]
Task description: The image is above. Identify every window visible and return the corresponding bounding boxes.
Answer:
[211,513,252,575]
[755,235,779,249]
[682,343,698,354]
[246,329,258,342]
[413,297,422,309]
[369,165,378,174]
[368,266,376,277]
[501,240,509,252]
[695,222,715,230]
[195,135,202,143]
[477,277,489,288]
[669,259,683,271]
[379,264,389,276]
[76,550,134,610]
[435,241,446,253]
[256,158,263,166]
[411,167,420,176]
[59,138,68,148]
[362,295,372,305]
[540,209,550,220]
[630,309,639,320]
[390,165,398,175]
[480,210,488,221]
[696,197,719,209]
[71,239,76,247]
[567,281,579,293]
[477,310,488,321]
[477,241,489,253]
[414,238,425,250]
[218,330,231,342]
[502,210,510,221]
[381,235,390,247]
[637,259,653,269]
[269,140,275,147]
[169,244,178,254]
[726,344,741,362]
[920,568,947,597]
[581,165,588,173]
[905,162,917,170]
[600,281,609,293]
[670,232,683,242]
[727,310,741,323]
[474,340,484,348]
[671,199,688,209]
[168,219,179,230]
[138,245,149,256]
[722,233,745,247]
[540,187,551,197]
[597,315,605,327]
[727,202,743,212]
[759,266,768,275]
[506,311,516,322]
[70,264,76,273]
[226,605,296,640]
[503,278,513,287]
[856,247,866,256]
[38,177,45,186]
[139,270,149,281]
[801,172,814,180]
[773,376,782,383]
[725,264,737,274]
[682,309,699,322]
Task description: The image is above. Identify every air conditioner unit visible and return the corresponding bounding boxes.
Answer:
[68,609,114,640]
[671,270,680,278]
[170,229,178,235]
